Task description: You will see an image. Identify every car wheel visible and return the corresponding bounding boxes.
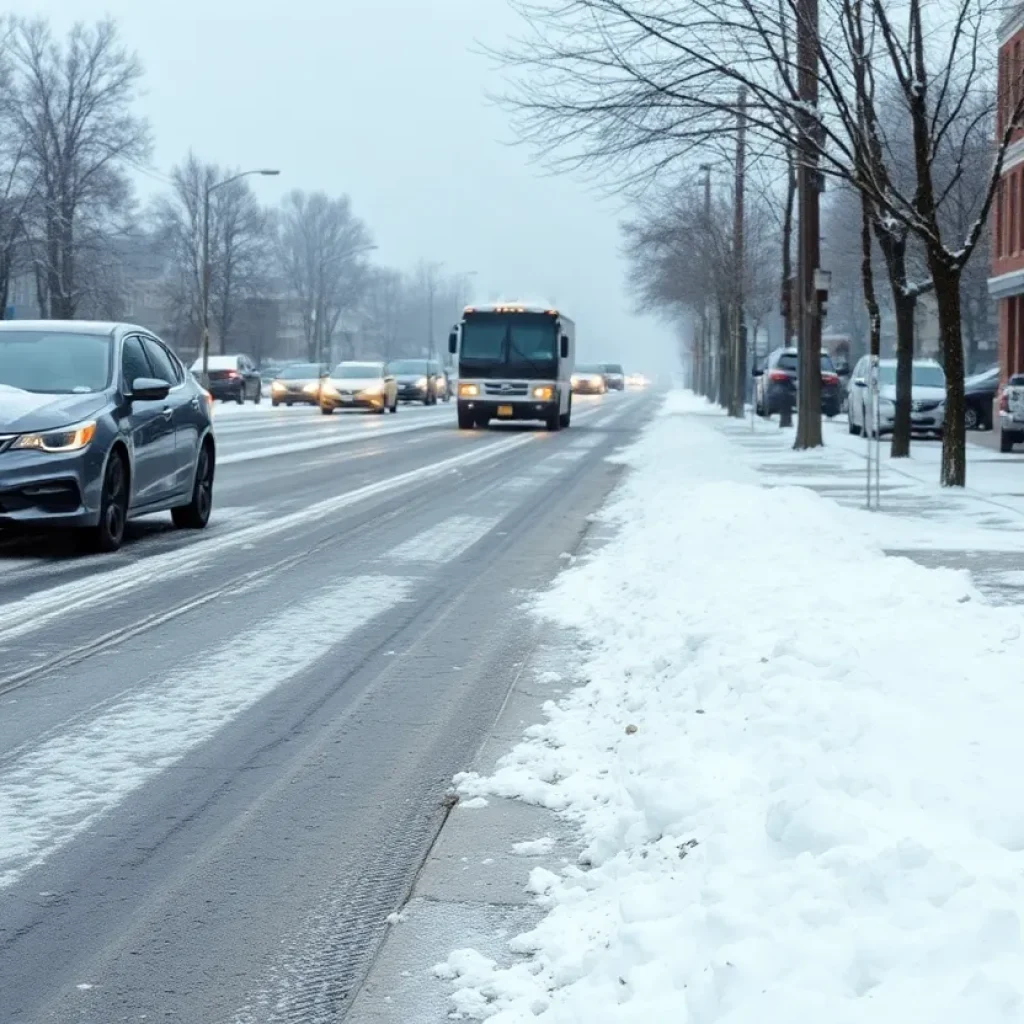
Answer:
[1001,430,1016,453]
[84,451,129,553]
[321,405,333,416]
[545,409,561,431]
[964,405,979,430]
[254,386,262,405]
[390,399,398,413]
[457,407,475,429]
[272,399,280,407]
[171,442,214,530]
[236,387,244,405]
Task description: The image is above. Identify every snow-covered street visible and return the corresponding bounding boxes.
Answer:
[441,392,1024,1022]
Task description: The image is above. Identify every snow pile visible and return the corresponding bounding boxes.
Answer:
[442,395,1024,1022]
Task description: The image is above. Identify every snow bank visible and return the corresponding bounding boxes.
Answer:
[443,393,1024,1022]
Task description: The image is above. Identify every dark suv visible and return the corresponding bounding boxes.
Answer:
[754,347,842,418]
[601,363,626,390]
[391,359,446,404]
[189,354,262,404]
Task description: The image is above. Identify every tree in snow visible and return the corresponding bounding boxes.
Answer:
[11,18,151,320]
[492,0,1019,485]
[276,190,374,364]
[152,152,274,352]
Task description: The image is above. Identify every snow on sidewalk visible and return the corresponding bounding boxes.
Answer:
[440,392,1024,1022]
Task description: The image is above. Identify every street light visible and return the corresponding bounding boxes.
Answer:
[200,168,280,386]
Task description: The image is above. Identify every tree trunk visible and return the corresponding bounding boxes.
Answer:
[932,259,966,487]
[873,229,915,458]
[717,300,730,408]
[781,150,796,345]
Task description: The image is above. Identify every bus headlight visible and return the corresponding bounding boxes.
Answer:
[532,385,554,401]
[458,382,479,397]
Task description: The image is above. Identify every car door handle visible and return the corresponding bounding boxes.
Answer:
[160,406,174,419]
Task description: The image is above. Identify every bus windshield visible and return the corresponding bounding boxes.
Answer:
[460,313,558,377]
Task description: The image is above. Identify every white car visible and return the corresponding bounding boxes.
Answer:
[319,361,399,415]
[848,357,946,437]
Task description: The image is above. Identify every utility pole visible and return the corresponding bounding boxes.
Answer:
[730,88,747,418]
[199,168,279,386]
[794,0,823,449]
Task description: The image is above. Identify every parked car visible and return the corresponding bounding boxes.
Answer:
[998,373,1024,451]
[964,365,998,430]
[0,321,216,552]
[754,347,842,418]
[319,361,399,415]
[389,359,446,405]
[847,357,946,438]
[189,354,262,404]
[571,364,608,394]
[269,362,327,406]
[601,363,626,390]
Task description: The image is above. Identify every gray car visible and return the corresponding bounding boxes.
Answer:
[0,321,216,552]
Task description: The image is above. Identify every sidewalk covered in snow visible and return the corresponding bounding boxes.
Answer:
[443,392,1024,1022]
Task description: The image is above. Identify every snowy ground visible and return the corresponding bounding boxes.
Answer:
[440,392,1024,1023]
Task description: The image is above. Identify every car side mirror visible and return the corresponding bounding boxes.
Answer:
[129,377,171,401]
[752,367,763,377]
[853,377,867,388]
[560,334,569,358]
[448,331,457,354]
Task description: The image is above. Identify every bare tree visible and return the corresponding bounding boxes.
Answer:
[494,0,1020,485]
[277,190,374,364]
[11,18,150,320]
[361,267,407,359]
[152,153,272,352]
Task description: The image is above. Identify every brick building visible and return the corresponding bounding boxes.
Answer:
[989,7,1024,384]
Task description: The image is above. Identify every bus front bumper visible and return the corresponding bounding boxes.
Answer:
[458,398,556,422]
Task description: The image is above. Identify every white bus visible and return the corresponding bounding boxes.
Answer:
[447,303,576,431]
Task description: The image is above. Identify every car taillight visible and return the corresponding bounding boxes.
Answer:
[1000,388,1009,412]
[226,370,239,378]
[768,370,789,382]
[822,372,838,384]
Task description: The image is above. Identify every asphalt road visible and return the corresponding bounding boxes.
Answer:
[0,390,653,1024]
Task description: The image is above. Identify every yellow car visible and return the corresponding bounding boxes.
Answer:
[270,362,327,406]
[320,361,399,415]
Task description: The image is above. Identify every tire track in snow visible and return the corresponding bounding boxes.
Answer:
[0,575,412,891]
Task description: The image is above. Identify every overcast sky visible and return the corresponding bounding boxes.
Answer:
[19,0,677,375]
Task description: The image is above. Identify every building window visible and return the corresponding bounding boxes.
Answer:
[1011,172,1018,254]
[997,179,1005,257]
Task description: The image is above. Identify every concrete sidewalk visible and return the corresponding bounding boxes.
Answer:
[722,412,1024,607]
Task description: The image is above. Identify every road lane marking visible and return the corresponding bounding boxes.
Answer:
[216,417,449,465]
[0,431,537,646]
[388,514,501,564]
[0,575,411,891]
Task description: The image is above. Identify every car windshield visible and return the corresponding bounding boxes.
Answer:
[0,330,112,394]
[279,364,321,379]
[603,364,624,374]
[576,365,603,374]
[878,363,946,388]
[389,360,429,374]
[332,363,382,379]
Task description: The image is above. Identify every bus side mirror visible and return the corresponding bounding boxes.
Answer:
[448,331,457,354]
[560,334,569,358]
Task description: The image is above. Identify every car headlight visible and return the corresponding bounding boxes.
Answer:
[416,376,428,388]
[321,383,338,397]
[271,381,286,393]
[532,385,554,400]
[361,383,384,396]
[458,382,479,397]
[303,382,320,394]
[12,420,97,453]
